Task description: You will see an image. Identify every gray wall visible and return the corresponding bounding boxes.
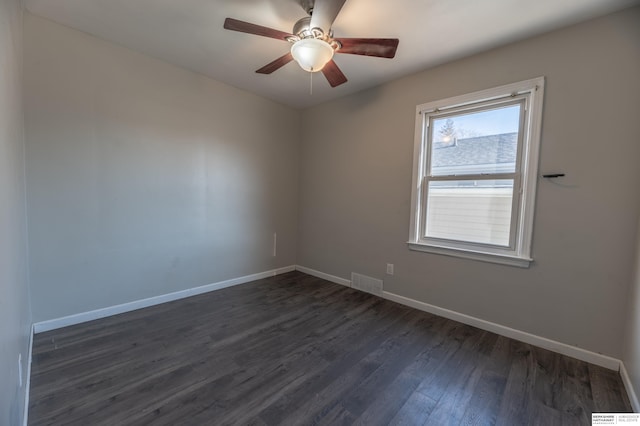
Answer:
[0,0,32,424]
[24,14,300,322]
[624,216,640,409]
[298,7,640,358]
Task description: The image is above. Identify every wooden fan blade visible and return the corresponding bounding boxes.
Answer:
[256,53,294,74]
[322,60,348,87]
[310,0,347,33]
[224,18,294,41]
[335,38,399,58]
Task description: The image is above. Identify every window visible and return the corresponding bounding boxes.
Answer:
[408,78,545,267]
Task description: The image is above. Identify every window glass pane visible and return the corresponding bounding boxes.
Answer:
[425,179,514,246]
[430,104,520,176]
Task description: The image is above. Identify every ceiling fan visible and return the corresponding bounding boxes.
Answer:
[223,0,399,88]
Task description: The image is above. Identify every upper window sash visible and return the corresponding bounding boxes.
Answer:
[417,89,533,116]
[422,97,527,178]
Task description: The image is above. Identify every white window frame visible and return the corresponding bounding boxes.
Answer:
[408,77,545,268]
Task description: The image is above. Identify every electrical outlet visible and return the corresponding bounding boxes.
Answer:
[386,263,394,275]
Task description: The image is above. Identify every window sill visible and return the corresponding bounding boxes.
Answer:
[407,242,532,268]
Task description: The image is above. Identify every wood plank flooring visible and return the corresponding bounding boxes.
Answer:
[28,271,632,425]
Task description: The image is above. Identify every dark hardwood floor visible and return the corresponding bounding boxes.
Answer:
[28,271,632,425]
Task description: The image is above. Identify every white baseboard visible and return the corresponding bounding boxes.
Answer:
[620,362,640,412]
[291,267,622,371]
[382,291,620,371]
[22,324,34,426]
[33,265,296,334]
[295,265,352,288]
[293,267,620,370]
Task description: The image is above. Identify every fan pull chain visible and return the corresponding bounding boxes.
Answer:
[310,70,313,95]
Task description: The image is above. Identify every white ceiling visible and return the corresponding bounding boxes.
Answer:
[24,0,640,109]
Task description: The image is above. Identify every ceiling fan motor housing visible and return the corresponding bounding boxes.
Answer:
[292,17,333,40]
[290,16,341,53]
[293,16,313,37]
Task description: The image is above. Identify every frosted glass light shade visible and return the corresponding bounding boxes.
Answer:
[290,38,334,72]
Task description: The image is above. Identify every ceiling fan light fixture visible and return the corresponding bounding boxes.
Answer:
[290,38,334,72]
